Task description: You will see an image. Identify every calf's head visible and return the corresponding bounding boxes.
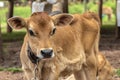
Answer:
[7,12,73,60]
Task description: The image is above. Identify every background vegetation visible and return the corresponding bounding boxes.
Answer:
[0,1,116,40]
[1,1,116,27]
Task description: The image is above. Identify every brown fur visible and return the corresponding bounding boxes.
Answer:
[97,52,115,80]
[62,52,115,80]
[30,12,51,27]
[8,12,100,80]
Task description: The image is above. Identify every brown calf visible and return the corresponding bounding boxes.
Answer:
[103,6,113,20]
[8,12,100,80]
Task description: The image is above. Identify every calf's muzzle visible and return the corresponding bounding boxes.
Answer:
[41,48,54,58]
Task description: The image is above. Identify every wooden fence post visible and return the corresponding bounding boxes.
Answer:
[0,16,4,62]
[116,0,120,39]
[99,0,103,25]
[63,0,68,13]
[7,0,14,33]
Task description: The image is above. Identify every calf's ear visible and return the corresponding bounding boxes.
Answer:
[7,17,27,29]
[53,14,74,26]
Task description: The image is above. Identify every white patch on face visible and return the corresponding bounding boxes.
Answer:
[96,76,99,80]
[52,22,55,27]
[51,52,55,58]
[37,49,44,59]
[29,24,34,28]
[29,24,35,32]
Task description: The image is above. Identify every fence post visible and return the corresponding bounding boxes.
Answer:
[0,16,4,62]
[63,0,68,13]
[7,0,14,33]
[99,0,103,25]
[116,0,120,39]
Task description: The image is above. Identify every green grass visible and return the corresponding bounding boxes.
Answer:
[116,69,120,77]
[69,2,98,14]
[69,3,84,14]
[14,6,31,17]
[2,31,26,42]
[0,67,22,73]
[0,7,8,27]
[102,24,115,29]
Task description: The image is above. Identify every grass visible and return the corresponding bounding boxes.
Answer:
[0,67,22,73]
[116,69,120,77]
[14,6,31,17]
[69,3,85,14]
[2,31,26,42]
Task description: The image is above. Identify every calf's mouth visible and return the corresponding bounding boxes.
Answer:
[27,43,55,64]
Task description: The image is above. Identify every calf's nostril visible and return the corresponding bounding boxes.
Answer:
[41,49,53,57]
[41,50,45,55]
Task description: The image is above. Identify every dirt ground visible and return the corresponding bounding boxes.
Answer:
[0,31,120,80]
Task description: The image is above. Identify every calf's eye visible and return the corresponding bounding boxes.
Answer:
[50,27,56,36]
[28,29,35,36]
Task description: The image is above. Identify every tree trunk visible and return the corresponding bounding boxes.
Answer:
[98,0,103,25]
[63,0,68,13]
[0,17,4,62]
[84,0,87,12]
[7,0,14,33]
